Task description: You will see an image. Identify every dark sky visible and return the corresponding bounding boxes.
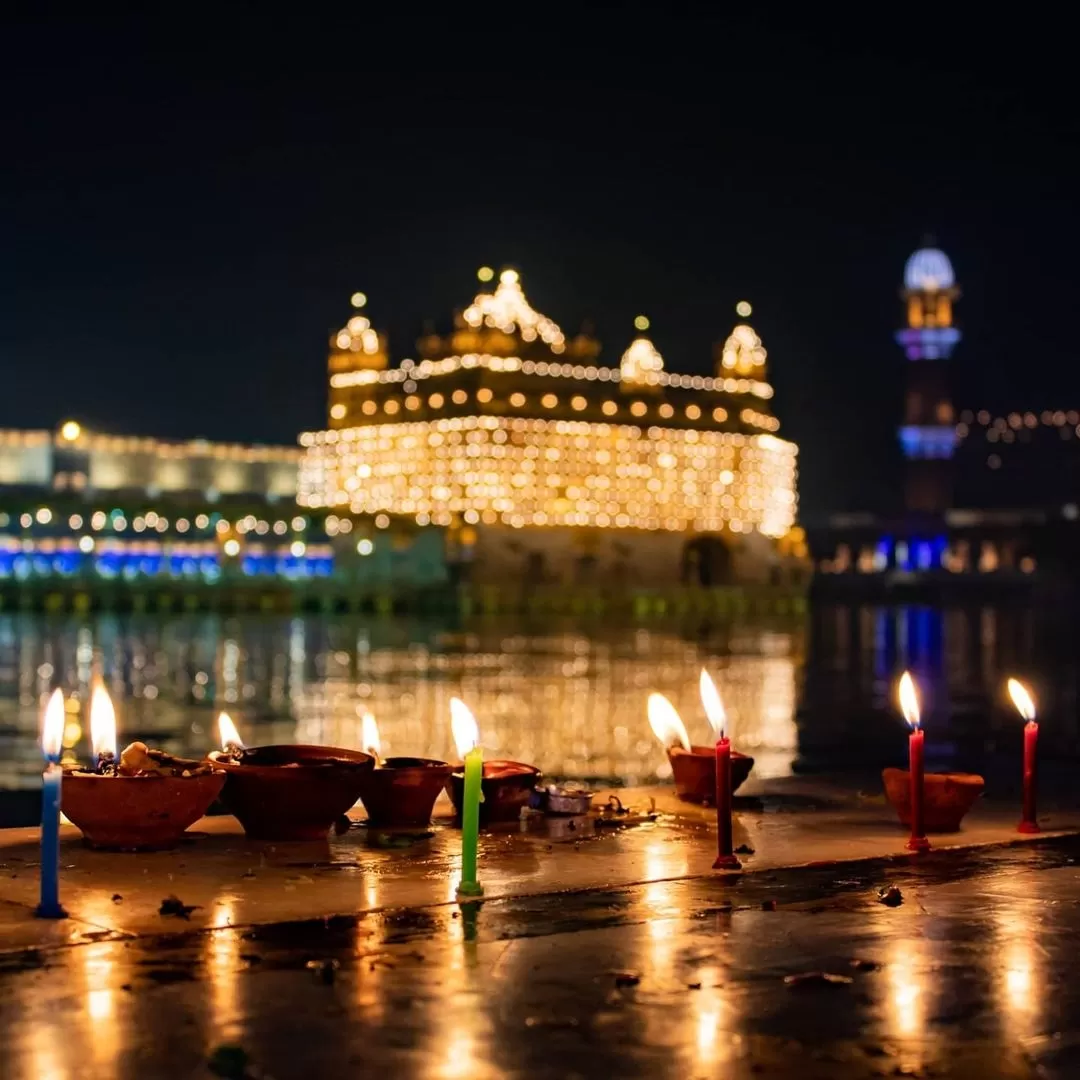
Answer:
[4,11,1079,518]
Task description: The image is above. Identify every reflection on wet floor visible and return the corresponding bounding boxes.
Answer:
[3,840,1080,1078]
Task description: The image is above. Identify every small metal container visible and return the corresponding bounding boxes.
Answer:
[540,784,595,816]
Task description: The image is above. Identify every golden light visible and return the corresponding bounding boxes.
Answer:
[89,681,117,761]
[648,692,691,751]
[634,314,650,331]
[41,688,66,759]
[450,697,479,758]
[499,269,519,285]
[350,291,367,308]
[699,669,726,739]
[898,671,921,730]
[736,300,752,317]
[218,711,245,752]
[361,712,381,762]
[60,420,81,441]
[1007,678,1036,721]
[477,266,494,282]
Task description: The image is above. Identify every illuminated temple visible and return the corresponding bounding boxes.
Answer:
[299,271,800,586]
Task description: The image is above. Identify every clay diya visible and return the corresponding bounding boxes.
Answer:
[446,760,543,825]
[354,713,453,828]
[647,691,754,804]
[882,767,985,833]
[208,713,374,841]
[62,684,225,850]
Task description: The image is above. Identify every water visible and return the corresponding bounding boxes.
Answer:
[1,605,1078,797]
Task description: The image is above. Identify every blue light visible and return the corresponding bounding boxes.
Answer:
[899,425,957,460]
[894,326,961,360]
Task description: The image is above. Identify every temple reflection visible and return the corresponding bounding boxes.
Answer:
[0,615,801,790]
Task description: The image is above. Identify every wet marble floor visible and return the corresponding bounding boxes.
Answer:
[1,782,1079,1078]
[2,837,1080,1078]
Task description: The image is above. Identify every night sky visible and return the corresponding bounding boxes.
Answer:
[4,12,1079,519]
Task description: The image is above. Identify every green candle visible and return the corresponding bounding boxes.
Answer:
[451,698,485,899]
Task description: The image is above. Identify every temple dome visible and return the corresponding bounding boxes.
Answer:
[904,248,954,292]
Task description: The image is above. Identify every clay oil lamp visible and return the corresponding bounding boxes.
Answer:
[882,672,984,836]
[647,688,754,805]
[61,683,226,850]
[445,699,542,827]
[354,712,453,828]
[208,713,374,841]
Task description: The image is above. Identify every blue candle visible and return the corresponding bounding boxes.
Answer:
[36,689,67,920]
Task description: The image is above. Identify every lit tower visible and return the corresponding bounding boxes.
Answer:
[895,245,961,513]
[327,292,389,429]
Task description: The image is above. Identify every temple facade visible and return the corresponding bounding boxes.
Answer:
[299,270,801,587]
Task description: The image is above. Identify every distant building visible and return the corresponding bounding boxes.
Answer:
[810,244,1080,590]
[299,269,802,587]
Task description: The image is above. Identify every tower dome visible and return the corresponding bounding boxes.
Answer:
[904,248,955,292]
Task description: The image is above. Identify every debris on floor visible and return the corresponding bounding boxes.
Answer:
[159,895,199,919]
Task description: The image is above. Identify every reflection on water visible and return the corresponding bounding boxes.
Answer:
[2,602,1079,795]
[0,614,802,791]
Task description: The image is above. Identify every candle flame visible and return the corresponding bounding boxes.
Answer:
[699,669,726,739]
[898,671,921,730]
[1007,678,1036,722]
[647,692,691,751]
[450,697,479,758]
[361,711,381,762]
[218,711,245,752]
[41,688,65,760]
[89,681,117,761]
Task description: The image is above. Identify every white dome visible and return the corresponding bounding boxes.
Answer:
[904,248,954,291]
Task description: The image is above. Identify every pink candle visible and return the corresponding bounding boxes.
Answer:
[898,672,931,852]
[700,670,741,871]
[1008,679,1039,834]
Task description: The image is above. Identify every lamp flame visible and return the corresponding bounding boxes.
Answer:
[218,711,245,752]
[1007,678,1036,722]
[898,671,921,730]
[699,669,726,739]
[450,697,479,758]
[361,711,382,762]
[647,692,691,751]
[41,689,65,760]
[89,681,117,761]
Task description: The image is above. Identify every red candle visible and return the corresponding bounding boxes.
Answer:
[1008,679,1039,833]
[898,671,931,852]
[701,670,741,871]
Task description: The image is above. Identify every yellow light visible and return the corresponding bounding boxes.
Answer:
[429,393,444,408]
[630,401,647,417]
[35,507,52,524]
[542,394,558,408]
[571,396,587,411]
[602,401,618,416]
[659,404,674,418]
[405,395,420,411]
[357,538,374,555]
[330,403,346,419]
[351,292,367,308]
[898,672,920,730]
[452,390,467,405]
[219,712,244,751]
[712,407,728,422]
[499,269,519,285]
[361,713,381,761]
[384,399,400,415]
[647,693,690,751]
[60,420,81,441]
[290,540,306,557]
[476,387,493,403]
[510,393,526,407]
[1007,679,1036,721]
[223,538,240,556]
[78,536,94,553]
[634,315,650,331]
[736,300,752,317]
[686,404,701,420]
[362,400,377,415]
[450,698,480,756]
[477,266,494,282]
